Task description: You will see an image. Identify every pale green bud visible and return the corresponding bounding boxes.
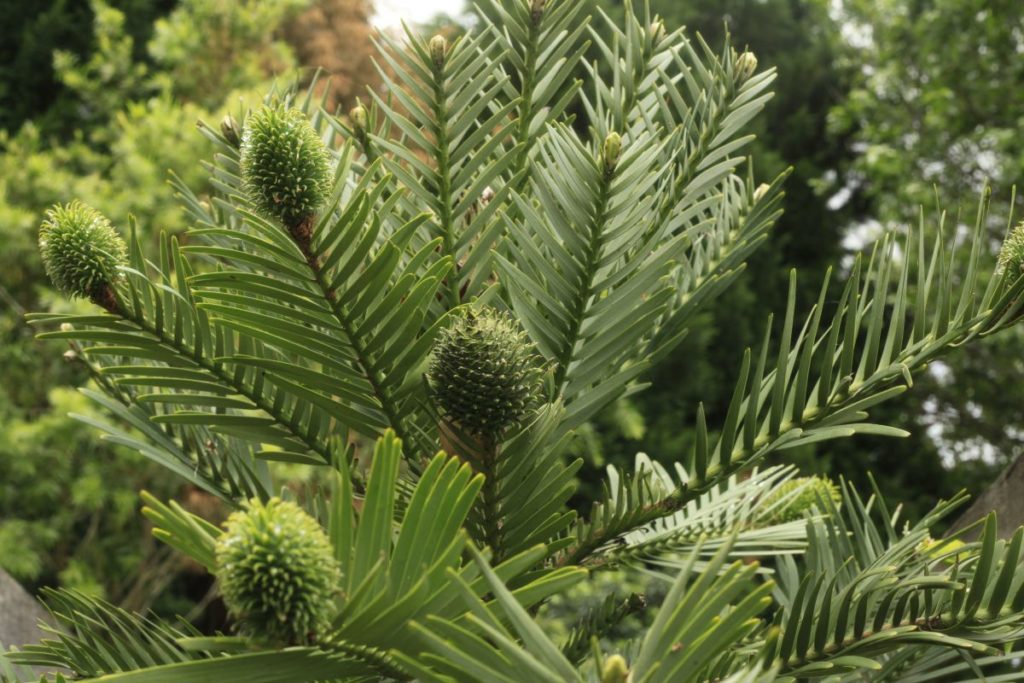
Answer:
[648,18,665,42]
[753,183,771,203]
[430,35,448,67]
[735,50,758,82]
[763,476,842,523]
[603,132,623,172]
[220,113,241,148]
[530,0,546,23]
[601,655,629,683]
[350,104,368,132]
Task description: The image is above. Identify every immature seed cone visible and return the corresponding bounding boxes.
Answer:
[998,220,1024,277]
[763,476,841,523]
[429,308,544,441]
[240,104,331,229]
[215,497,341,644]
[39,201,127,307]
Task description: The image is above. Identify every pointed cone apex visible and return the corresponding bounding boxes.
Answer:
[601,655,629,683]
[735,50,758,82]
[603,132,623,172]
[39,201,127,306]
[998,221,1024,278]
[240,104,331,228]
[216,498,341,645]
[430,34,448,66]
[429,308,544,441]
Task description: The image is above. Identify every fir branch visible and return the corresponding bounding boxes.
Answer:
[560,203,1024,567]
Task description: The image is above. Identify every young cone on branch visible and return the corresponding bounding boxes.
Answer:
[215,497,341,645]
[762,476,841,523]
[240,104,332,248]
[38,201,127,313]
[429,308,544,450]
[999,220,1024,277]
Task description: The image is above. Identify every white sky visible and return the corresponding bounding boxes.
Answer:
[372,0,469,27]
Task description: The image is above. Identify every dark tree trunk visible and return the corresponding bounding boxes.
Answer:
[946,454,1024,541]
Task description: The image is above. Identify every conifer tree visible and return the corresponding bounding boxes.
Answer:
[6,1,1024,681]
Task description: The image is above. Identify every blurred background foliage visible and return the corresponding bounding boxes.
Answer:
[0,0,377,613]
[0,0,1021,620]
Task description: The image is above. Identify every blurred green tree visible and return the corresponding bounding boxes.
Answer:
[148,0,309,105]
[0,0,379,609]
[0,0,174,136]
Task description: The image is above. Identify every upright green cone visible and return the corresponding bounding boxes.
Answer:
[429,308,544,442]
[998,220,1024,277]
[240,104,332,235]
[762,476,842,523]
[39,201,127,311]
[215,497,341,645]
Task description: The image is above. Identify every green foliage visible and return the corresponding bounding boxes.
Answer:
[760,476,841,523]
[546,577,652,662]
[829,0,1024,474]
[831,0,1023,223]
[6,0,1024,681]
[579,0,865,507]
[429,307,544,440]
[0,387,155,595]
[0,0,170,136]
[766,489,1024,679]
[5,588,205,678]
[148,0,308,104]
[216,497,341,644]
[0,0,324,606]
[240,104,332,228]
[39,201,127,303]
[52,0,150,133]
